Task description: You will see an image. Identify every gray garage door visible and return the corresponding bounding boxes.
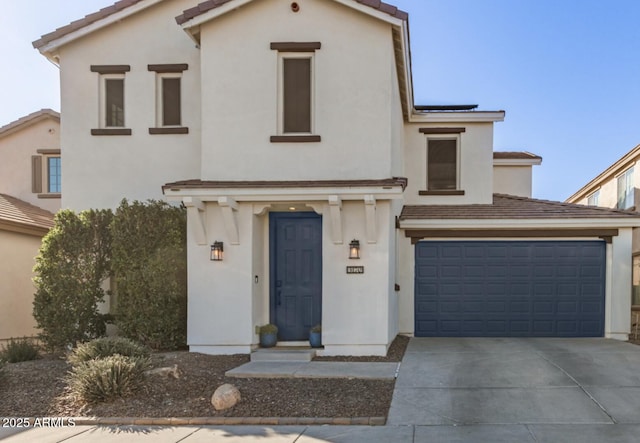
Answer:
[415,241,606,337]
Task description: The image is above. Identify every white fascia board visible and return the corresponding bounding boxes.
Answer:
[164,186,405,202]
[493,158,542,166]
[37,0,164,62]
[409,111,506,123]
[181,0,254,31]
[329,0,406,27]
[399,218,640,230]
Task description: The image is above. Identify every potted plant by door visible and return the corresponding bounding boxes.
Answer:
[259,324,278,348]
[309,324,322,348]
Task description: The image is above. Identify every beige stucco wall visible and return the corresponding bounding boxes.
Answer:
[403,122,495,205]
[198,0,397,181]
[0,230,41,340]
[0,118,60,213]
[493,165,534,198]
[58,0,201,211]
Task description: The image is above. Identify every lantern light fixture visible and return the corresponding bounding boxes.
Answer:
[349,239,360,259]
[211,241,224,261]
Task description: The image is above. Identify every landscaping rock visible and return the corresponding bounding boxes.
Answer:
[211,383,241,410]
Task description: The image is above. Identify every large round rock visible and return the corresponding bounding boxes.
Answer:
[211,383,241,411]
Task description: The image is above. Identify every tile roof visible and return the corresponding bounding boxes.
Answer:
[176,0,408,25]
[400,194,640,220]
[164,178,408,190]
[32,0,145,49]
[493,151,542,160]
[33,0,408,50]
[0,109,60,140]
[0,194,55,234]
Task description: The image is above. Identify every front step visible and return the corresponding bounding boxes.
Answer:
[250,348,316,362]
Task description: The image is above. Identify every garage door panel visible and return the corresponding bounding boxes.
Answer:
[415,241,605,337]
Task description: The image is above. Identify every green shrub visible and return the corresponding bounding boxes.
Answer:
[67,354,151,403]
[111,200,187,350]
[33,209,113,352]
[259,324,278,335]
[68,337,149,367]
[1,338,39,363]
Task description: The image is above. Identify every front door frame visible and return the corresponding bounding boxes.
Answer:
[269,211,323,341]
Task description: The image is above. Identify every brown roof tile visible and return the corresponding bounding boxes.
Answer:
[163,178,408,191]
[0,194,55,234]
[176,0,408,25]
[33,0,145,49]
[493,151,542,160]
[400,194,640,220]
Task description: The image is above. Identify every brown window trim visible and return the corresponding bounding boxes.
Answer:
[149,127,189,135]
[36,149,61,155]
[419,127,466,134]
[91,128,132,136]
[90,65,131,74]
[148,64,189,73]
[419,190,465,196]
[270,135,321,143]
[271,42,322,52]
[37,193,61,199]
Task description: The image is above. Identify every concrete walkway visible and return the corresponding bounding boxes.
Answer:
[225,361,400,379]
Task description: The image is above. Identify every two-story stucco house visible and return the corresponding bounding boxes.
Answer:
[0,109,59,341]
[34,0,640,355]
[567,143,640,304]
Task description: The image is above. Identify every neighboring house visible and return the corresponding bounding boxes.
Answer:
[0,194,54,341]
[567,143,640,303]
[0,109,61,214]
[0,110,60,341]
[33,0,640,355]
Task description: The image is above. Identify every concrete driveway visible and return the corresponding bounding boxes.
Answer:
[388,337,640,441]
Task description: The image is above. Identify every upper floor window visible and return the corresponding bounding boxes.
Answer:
[90,65,131,136]
[148,64,189,134]
[428,139,457,190]
[47,156,61,193]
[32,149,61,198]
[104,76,125,127]
[270,42,321,143]
[587,190,600,207]
[419,128,466,196]
[617,167,635,209]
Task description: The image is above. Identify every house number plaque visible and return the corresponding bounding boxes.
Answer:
[346,266,364,274]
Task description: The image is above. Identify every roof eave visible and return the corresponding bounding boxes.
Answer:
[567,143,640,203]
[0,109,60,140]
[493,158,542,166]
[409,110,506,123]
[399,218,640,230]
[33,0,164,58]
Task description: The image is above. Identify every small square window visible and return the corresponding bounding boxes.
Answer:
[587,190,600,207]
[427,139,458,190]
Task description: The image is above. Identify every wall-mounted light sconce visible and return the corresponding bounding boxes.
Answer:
[211,241,224,261]
[349,239,360,259]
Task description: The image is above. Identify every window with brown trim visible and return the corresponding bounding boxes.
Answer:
[148,64,189,134]
[271,43,320,142]
[427,139,458,190]
[91,65,131,135]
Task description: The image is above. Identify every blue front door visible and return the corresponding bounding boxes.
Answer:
[270,212,322,341]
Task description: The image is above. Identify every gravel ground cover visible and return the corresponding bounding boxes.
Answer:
[0,335,408,418]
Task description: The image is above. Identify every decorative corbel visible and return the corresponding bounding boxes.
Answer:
[253,203,272,216]
[364,195,377,244]
[183,197,207,245]
[218,196,239,245]
[305,202,325,215]
[328,195,343,244]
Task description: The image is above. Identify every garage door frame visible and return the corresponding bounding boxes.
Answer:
[414,240,607,337]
